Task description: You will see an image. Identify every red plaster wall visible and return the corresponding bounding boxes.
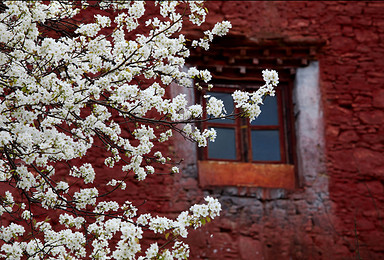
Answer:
[42,1,384,259]
[175,1,384,259]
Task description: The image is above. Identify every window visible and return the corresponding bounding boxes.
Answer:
[189,35,322,189]
[196,81,296,189]
[200,82,295,164]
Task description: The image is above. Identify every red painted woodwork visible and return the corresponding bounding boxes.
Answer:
[198,160,295,189]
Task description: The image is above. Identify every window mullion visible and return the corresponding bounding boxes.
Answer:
[277,88,288,163]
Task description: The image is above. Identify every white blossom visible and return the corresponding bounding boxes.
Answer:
[206,96,225,118]
[0,223,25,242]
[0,1,276,259]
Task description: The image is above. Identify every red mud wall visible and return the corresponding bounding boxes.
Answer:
[172,1,384,259]
[71,1,383,259]
[2,2,383,260]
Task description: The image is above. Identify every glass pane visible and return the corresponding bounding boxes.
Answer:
[209,92,234,123]
[208,128,236,160]
[251,95,278,126]
[251,130,281,161]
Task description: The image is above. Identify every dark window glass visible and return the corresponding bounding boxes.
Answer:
[200,83,293,164]
[251,96,278,126]
[251,130,281,161]
[208,127,236,159]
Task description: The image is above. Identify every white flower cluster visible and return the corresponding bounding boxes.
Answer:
[232,69,279,121]
[69,163,96,184]
[0,191,14,216]
[263,68,280,86]
[59,213,85,229]
[188,1,207,26]
[0,0,276,259]
[192,21,232,50]
[73,188,99,209]
[206,95,226,118]
[182,124,217,147]
[0,223,25,243]
[107,178,127,190]
[21,210,32,220]
[158,129,173,142]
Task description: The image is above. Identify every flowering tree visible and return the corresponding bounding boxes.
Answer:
[0,1,278,259]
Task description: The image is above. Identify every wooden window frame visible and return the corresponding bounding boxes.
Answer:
[197,79,297,189]
[188,36,323,190]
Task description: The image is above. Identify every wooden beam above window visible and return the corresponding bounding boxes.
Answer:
[188,35,324,81]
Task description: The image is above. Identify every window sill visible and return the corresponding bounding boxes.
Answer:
[198,160,295,189]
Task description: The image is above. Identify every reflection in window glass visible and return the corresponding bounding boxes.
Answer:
[209,92,234,123]
[251,130,280,161]
[208,128,236,160]
[251,96,278,126]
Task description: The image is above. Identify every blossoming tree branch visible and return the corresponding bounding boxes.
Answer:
[0,1,278,259]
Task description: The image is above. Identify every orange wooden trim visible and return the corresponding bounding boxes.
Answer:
[198,160,295,189]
